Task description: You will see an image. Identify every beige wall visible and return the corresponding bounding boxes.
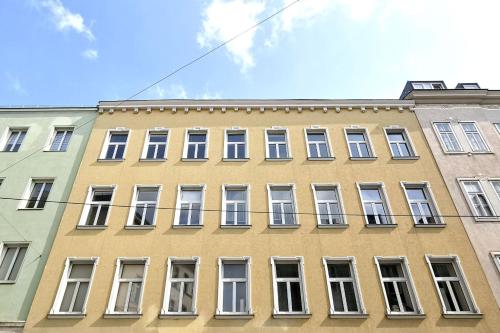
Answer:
[24,104,500,332]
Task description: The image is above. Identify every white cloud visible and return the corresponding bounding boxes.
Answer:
[150,84,188,99]
[82,49,98,60]
[38,0,95,40]
[5,73,27,95]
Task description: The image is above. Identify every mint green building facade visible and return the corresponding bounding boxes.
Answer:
[0,107,96,332]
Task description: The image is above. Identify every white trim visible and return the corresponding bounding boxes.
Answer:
[266,184,299,227]
[77,185,117,228]
[400,181,443,225]
[221,184,250,227]
[216,257,252,316]
[344,127,376,159]
[182,128,209,160]
[383,126,418,159]
[126,185,162,227]
[99,128,130,160]
[432,122,464,154]
[17,178,55,210]
[173,184,206,227]
[458,121,491,153]
[494,123,500,136]
[304,127,334,159]
[223,128,249,160]
[265,128,292,160]
[0,242,29,283]
[0,127,29,152]
[44,126,75,152]
[457,178,499,221]
[311,184,346,226]
[490,252,500,274]
[140,128,170,160]
[490,178,500,202]
[356,182,395,226]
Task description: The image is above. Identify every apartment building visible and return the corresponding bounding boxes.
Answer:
[0,107,96,333]
[23,99,499,332]
[403,81,500,307]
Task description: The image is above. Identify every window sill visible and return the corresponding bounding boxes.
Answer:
[124,225,155,230]
[47,313,86,319]
[414,223,446,228]
[318,224,348,229]
[365,223,397,228]
[442,312,483,319]
[17,208,44,211]
[181,158,208,162]
[220,224,251,229]
[158,313,198,319]
[139,158,166,162]
[103,313,142,319]
[172,224,203,229]
[222,158,249,162]
[469,151,493,155]
[265,158,292,161]
[268,224,300,229]
[272,313,311,319]
[473,218,500,223]
[214,313,254,320]
[392,156,420,160]
[349,157,377,161]
[329,313,368,319]
[76,225,107,230]
[97,158,125,162]
[0,281,16,284]
[386,313,426,319]
[0,321,25,327]
[307,157,335,161]
[43,150,67,153]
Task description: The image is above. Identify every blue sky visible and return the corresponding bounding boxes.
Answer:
[1,0,500,106]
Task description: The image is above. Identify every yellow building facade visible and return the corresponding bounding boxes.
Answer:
[24,99,500,332]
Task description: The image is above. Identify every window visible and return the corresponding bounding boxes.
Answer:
[268,185,298,226]
[161,257,199,316]
[461,83,480,89]
[358,184,393,225]
[222,185,249,227]
[22,179,53,209]
[50,258,97,316]
[217,257,252,317]
[78,186,114,227]
[106,258,148,316]
[322,257,365,316]
[305,129,332,159]
[460,180,496,218]
[100,130,129,160]
[183,129,208,159]
[47,127,73,152]
[345,129,374,158]
[174,186,205,227]
[3,128,27,152]
[0,243,28,282]
[412,82,444,90]
[141,129,168,160]
[224,129,248,160]
[265,129,290,159]
[375,257,423,317]
[426,255,480,316]
[271,257,309,317]
[126,186,160,227]
[402,183,442,225]
[385,128,416,158]
[494,123,500,135]
[312,185,345,226]
[491,180,500,201]
[460,122,489,152]
[434,122,462,152]
[491,252,500,274]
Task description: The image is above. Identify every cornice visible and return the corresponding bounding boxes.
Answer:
[405,90,500,105]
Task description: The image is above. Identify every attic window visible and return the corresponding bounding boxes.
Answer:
[462,84,480,89]
[412,82,444,90]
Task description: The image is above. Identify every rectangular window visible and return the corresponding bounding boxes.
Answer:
[79,186,114,227]
[402,183,442,225]
[127,186,160,227]
[106,258,148,315]
[494,123,500,135]
[491,252,500,274]
[305,129,332,159]
[491,180,500,200]
[460,122,489,152]
[345,129,374,158]
[385,128,415,158]
[266,129,290,159]
[50,258,97,315]
[0,243,28,282]
[3,128,27,152]
[358,184,393,225]
[460,180,495,218]
[142,130,168,160]
[162,257,199,315]
[23,179,53,209]
[217,258,251,316]
[222,185,249,226]
[184,129,208,159]
[225,129,247,159]
[375,257,422,316]
[323,257,365,316]
[271,257,309,316]
[268,185,297,226]
[434,122,462,152]
[426,255,480,315]
[101,130,129,160]
[175,186,205,226]
[48,127,73,152]
[312,185,344,226]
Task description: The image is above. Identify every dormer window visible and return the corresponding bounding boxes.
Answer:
[412,82,444,90]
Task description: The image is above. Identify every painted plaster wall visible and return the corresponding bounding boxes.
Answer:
[25,106,499,332]
[0,109,96,329]
[415,105,500,307]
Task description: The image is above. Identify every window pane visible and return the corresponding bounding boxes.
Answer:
[268,133,285,142]
[197,144,206,158]
[187,145,196,158]
[168,282,181,312]
[407,188,426,200]
[397,281,414,312]
[190,203,201,224]
[348,133,365,142]
[344,282,359,312]
[319,143,329,157]
[114,282,128,311]
[149,134,167,143]
[223,263,246,279]
[237,203,246,224]
[0,248,17,279]
[269,145,277,158]
[236,282,247,312]
[93,190,113,202]
[283,203,295,224]
[179,204,189,225]
[96,206,109,225]
[181,190,202,202]
[309,143,318,157]
[237,144,245,158]
[276,263,299,278]
[223,282,233,312]
[226,189,246,201]
[349,143,359,157]
[37,182,52,208]
[388,133,404,142]
[73,282,89,312]
[361,189,381,201]
[121,264,144,279]
[137,188,158,202]
[228,133,244,142]
[432,263,456,278]
[384,282,400,311]
[328,264,351,278]
[277,282,288,312]
[188,134,206,142]
[316,189,337,201]
[127,282,141,312]
[278,144,288,158]
[181,282,194,312]
[7,247,26,280]
[60,282,76,312]
[331,282,344,312]
[290,282,303,311]
[115,145,125,159]
[272,203,282,224]
[172,263,195,279]
[227,144,235,159]
[69,264,93,279]
[307,133,325,142]
[110,134,128,143]
[271,189,292,200]
[359,143,369,157]
[451,281,470,311]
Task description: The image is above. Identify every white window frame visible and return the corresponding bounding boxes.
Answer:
[401,182,443,226]
[126,185,162,228]
[490,179,500,202]
[1,127,28,152]
[173,184,206,227]
[99,128,130,160]
[44,126,75,152]
[425,255,481,317]
[265,127,292,160]
[0,242,29,283]
[216,257,253,318]
[312,184,346,227]
[374,256,424,318]
[433,122,463,153]
[383,127,418,159]
[304,127,334,160]
[458,178,498,221]
[224,128,249,160]
[140,128,170,160]
[412,82,444,90]
[182,128,209,160]
[160,256,200,317]
[459,121,490,153]
[490,252,500,274]
[49,257,99,317]
[267,184,299,228]
[18,178,54,210]
[344,127,376,159]
[78,185,116,228]
[322,256,366,317]
[356,182,395,226]
[494,123,500,135]
[221,184,250,228]
[270,256,310,318]
[105,257,149,317]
